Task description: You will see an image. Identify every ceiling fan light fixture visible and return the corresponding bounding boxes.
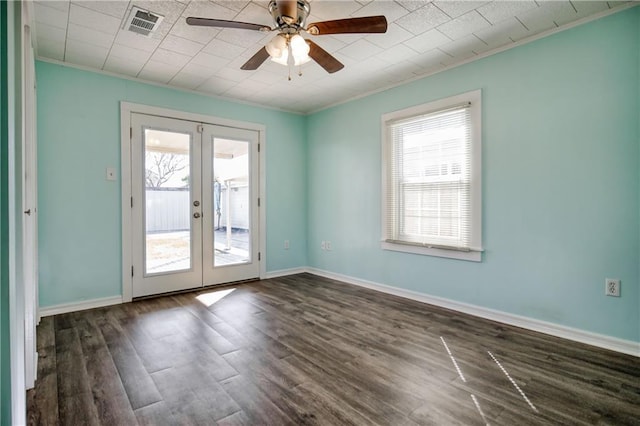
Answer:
[271,49,289,66]
[266,34,288,58]
[290,34,310,66]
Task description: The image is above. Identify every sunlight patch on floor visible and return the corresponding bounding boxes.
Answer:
[196,288,236,307]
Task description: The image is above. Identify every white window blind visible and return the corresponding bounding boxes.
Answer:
[386,103,473,251]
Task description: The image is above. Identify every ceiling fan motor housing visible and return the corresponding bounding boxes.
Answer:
[268,0,310,33]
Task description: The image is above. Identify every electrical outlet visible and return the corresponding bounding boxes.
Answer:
[321,241,326,250]
[605,278,620,297]
[284,240,289,250]
[326,241,332,251]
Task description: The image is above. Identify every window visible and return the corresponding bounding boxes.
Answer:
[382,90,482,261]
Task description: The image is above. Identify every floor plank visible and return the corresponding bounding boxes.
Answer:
[28,273,640,425]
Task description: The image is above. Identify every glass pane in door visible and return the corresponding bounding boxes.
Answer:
[212,138,251,266]
[144,128,192,275]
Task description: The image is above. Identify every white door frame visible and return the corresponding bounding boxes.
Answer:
[22,15,38,389]
[120,102,267,302]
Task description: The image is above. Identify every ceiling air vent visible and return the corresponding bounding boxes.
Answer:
[125,6,164,36]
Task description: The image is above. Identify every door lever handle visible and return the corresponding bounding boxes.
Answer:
[24,209,31,215]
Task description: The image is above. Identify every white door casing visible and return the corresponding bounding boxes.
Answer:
[122,104,265,300]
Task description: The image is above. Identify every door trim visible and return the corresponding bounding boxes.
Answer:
[120,102,267,302]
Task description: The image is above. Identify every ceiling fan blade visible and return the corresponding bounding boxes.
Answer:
[306,40,344,74]
[241,47,270,71]
[275,0,298,24]
[306,16,388,35]
[186,17,270,32]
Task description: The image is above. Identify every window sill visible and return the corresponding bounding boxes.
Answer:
[381,241,482,262]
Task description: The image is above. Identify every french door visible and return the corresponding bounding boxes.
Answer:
[131,113,259,298]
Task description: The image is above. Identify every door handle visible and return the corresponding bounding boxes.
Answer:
[193,200,200,207]
[193,212,201,218]
[24,209,31,216]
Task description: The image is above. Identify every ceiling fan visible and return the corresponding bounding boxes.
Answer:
[186,0,387,75]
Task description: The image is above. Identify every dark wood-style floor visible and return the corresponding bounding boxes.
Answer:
[27,273,640,425]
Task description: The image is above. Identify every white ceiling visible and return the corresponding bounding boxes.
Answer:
[32,0,635,114]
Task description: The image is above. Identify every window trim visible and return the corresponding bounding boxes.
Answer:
[381,90,482,262]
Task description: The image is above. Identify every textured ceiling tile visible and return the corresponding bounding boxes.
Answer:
[198,76,238,95]
[309,0,364,20]
[246,69,286,85]
[34,2,69,30]
[572,0,610,19]
[383,60,425,78]
[366,23,413,49]
[215,66,251,83]
[225,78,271,96]
[396,3,451,35]
[407,47,450,69]
[69,4,121,35]
[103,55,146,77]
[374,42,419,63]
[346,56,390,77]
[338,39,383,61]
[109,43,154,63]
[138,60,183,84]
[65,39,109,68]
[516,1,571,33]
[161,34,204,56]
[437,10,491,40]
[35,22,67,45]
[171,17,220,45]
[232,2,273,26]
[310,35,347,53]
[474,16,529,47]
[403,28,451,53]
[216,27,270,48]
[150,48,192,68]
[439,34,487,59]
[71,1,129,19]
[432,1,489,19]
[67,23,116,49]
[216,1,252,12]
[114,30,162,53]
[190,51,232,71]
[169,71,210,90]
[181,61,222,78]
[181,0,238,21]
[203,38,248,60]
[35,1,69,13]
[476,1,538,25]
[299,62,331,79]
[36,37,65,61]
[353,0,410,22]
[395,0,433,12]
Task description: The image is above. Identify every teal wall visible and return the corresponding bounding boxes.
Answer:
[36,62,307,307]
[307,8,640,342]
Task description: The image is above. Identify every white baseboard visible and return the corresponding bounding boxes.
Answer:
[264,267,308,279]
[39,295,123,318]
[306,267,640,358]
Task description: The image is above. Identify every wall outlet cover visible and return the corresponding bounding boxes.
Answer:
[605,278,620,297]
